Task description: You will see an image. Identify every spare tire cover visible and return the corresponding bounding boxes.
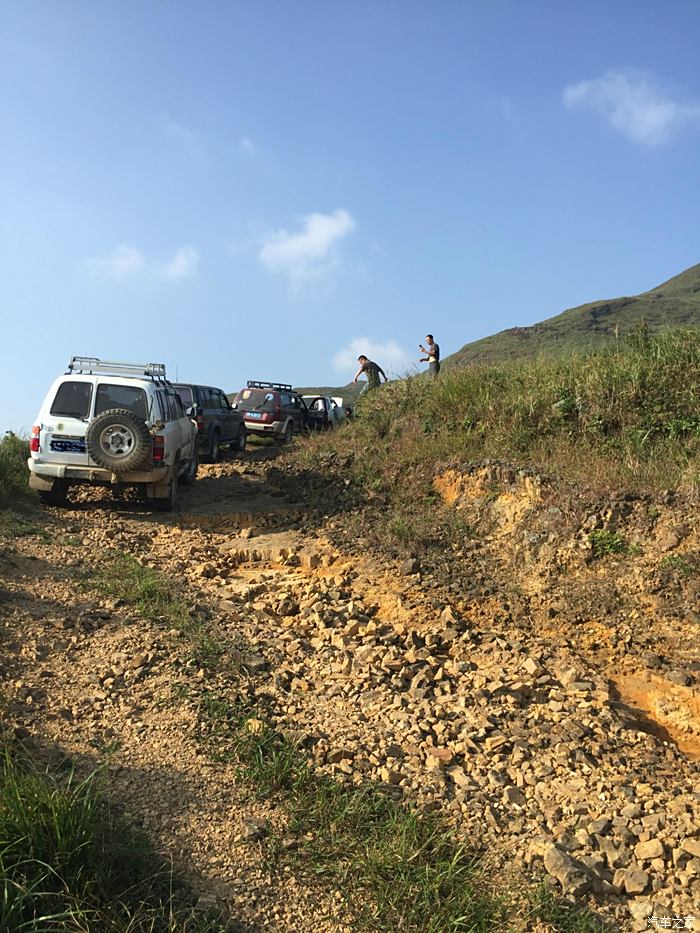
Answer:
[85,408,152,472]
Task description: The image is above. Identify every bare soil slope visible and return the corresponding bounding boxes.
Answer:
[1,451,699,931]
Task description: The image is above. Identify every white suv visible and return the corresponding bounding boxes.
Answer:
[28,357,198,511]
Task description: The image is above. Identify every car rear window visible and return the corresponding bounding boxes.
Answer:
[236,388,277,412]
[50,381,93,419]
[173,385,194,407]
[94,384,148,420]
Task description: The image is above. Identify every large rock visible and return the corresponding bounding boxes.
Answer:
[633,838,665,862]
[543,844,591,896]
[681,837,700,858]
[620,868,649,895]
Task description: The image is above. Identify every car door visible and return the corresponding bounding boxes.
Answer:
[173,393,195,463]
[287,394,299,432]
[157,390,183,467]
[215,389,236,442]
[304,396,323,431]
[41,378,95,467]
[227,390,244,438]
[199,387,213,439]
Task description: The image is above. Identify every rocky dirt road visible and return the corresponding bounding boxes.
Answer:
[1,451,699,931]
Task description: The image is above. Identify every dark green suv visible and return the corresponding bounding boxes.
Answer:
[173,383,246,462]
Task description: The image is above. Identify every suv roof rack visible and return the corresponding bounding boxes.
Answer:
[68,357,168,380]
[246,380,292,391]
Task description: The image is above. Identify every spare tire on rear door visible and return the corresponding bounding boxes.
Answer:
[86,408,152,472]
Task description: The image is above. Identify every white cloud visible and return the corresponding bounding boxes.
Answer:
[562,69,700,144]
[333,337,413,379]
[81,244,199,283]
[159,246,199,281]
[82,244,145,281]
[259,208,356,285]
[239,135,256,155]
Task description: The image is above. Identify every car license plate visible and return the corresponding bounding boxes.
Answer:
[246,412,262,419]
[50,440,86,453]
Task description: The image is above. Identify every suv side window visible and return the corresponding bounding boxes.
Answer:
[156,390,171,422]
[215,390,229,409]
[95,384,148,420]
[165,393,182,421]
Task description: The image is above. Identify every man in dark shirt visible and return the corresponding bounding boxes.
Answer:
[353,355,387,391]
[419,334,440,377]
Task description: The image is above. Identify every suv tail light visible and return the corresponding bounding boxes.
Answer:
[152,435,165,463]
[30,425,41,453]
[195,412,205,432]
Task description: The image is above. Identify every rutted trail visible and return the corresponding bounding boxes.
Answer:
[2,452,699,931]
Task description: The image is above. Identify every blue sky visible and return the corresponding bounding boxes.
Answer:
[2,0,700,431]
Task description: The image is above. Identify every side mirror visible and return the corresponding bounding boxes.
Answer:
[185,406,196,417]
[231,402,238,409]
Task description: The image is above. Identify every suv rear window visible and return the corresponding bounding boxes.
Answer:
[50,381,93,419]
[236,388,277,412]
[95,384,148,420]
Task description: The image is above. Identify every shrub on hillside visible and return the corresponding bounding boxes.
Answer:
[0,433,33,508]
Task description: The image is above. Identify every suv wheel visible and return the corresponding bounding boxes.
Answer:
[179,448,198,486]
[152,475,178,512]
[38,480,69,507]
[235,427,247,456]
[86,408,151,472]
[208,430,221,463]
[281,422,294,445]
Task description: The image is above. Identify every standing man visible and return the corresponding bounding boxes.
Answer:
[353,355,387,392]
[419,334,441,377]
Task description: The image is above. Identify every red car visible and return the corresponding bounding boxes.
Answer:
[232,381,307,444]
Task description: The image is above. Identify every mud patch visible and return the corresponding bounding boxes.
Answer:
[610,671,700,759]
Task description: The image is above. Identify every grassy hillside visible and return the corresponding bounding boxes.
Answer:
[291,329,700,551]
[446,262,700,367]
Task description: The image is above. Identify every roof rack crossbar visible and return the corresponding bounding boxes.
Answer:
[68,357,168,379]
[246,380,293,391]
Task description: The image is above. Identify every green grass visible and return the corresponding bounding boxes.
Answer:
[197,694,504,932]
[0,748,226,931]
[289,329,700,553]
[89,552,228,670]
[0,434,38,537]
[527,883,610,932]
[588,530,628,559]
[0,434,33,508]
[659,553,696,577]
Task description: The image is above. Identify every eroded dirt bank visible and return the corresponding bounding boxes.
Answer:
[1,452,699,931]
